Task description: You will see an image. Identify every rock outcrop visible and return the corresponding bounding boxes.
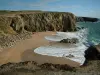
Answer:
[76,17,99,22]
[20,12,76,32]
[0,31,32,49]
[0,16,16,35]
[84,45,100,60]
[0,12,76,36]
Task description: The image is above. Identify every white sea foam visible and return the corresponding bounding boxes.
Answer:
[45,28,88,43]
[34,28,89,65]
[45,35,64,41]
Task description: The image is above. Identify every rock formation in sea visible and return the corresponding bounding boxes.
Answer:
[76,16,99,22]
[60,38,79,44]
[84,45,100,60]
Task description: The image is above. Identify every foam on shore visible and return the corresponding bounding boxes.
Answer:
[34,29,89,65]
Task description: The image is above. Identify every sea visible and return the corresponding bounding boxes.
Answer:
[34,21,100,65]
[34,28,89,65]
[77,21,100,45]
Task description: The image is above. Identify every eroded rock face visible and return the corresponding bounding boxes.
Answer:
[20,12,76,32]
[0,12,76,35]
[10,15,24,33]
[0,16,16,35]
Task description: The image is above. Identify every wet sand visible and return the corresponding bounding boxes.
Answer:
[0,31,80,67]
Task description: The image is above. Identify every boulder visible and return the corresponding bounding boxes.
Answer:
[84,45,100,60]
[60,38,79,44]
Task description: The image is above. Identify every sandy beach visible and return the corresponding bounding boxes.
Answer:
[0,31,80,67]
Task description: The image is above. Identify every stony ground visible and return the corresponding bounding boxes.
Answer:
[0,31,32,50]
[0,60,100,75]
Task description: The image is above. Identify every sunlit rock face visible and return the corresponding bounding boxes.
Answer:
[0,12,76,36]
[20,12,76,32]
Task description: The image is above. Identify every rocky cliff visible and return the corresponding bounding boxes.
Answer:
[0,12,76,35]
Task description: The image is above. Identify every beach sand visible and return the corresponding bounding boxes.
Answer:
[0,31,80,67]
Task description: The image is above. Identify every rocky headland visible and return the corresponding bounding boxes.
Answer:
[0,11,100,75]
[76,16,99,22]
[0,11,76,34]
[0,11,76,49]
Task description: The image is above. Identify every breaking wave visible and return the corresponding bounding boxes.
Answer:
[34,28,89,65]
[77,22,100,45]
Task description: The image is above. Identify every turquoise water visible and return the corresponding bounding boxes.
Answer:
[77,22,100,45]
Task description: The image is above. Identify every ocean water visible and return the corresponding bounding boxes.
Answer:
[77,22,100,45]
[34,29,88,65]
[34,22,100,65]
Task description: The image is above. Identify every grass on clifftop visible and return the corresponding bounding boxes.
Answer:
[0,10,42,15]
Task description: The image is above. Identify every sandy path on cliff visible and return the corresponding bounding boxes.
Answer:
[0,31,80,67]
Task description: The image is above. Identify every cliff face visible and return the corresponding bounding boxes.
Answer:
[0,16,16,35]
[0,12,76,35]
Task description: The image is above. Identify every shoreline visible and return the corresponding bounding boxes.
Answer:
[0,31,80,67]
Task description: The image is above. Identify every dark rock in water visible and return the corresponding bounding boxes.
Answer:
[76,27,81,30]
[81,27,84,29]
[76,27,84,31]
[84,46,100,60]
[76,16,99,22]
[65,54,74,58]
[60,38,79,44]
